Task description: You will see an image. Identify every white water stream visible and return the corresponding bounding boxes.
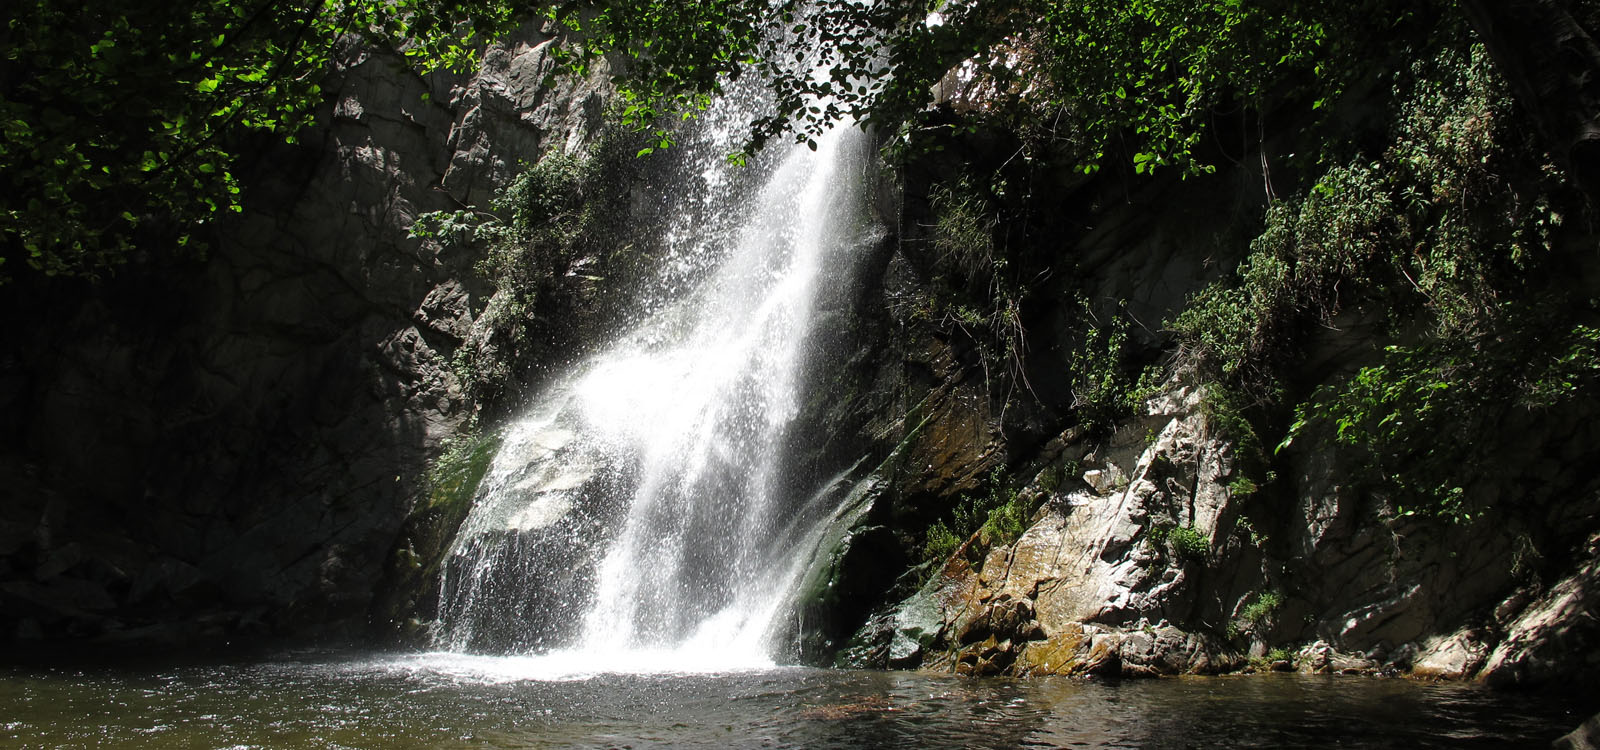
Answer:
[433,81,879,677]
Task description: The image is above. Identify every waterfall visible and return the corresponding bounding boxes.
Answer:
[433,79,879,674]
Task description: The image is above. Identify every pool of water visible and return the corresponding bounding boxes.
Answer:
[0,651,1588,749]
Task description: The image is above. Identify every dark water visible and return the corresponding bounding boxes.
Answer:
[0,651,1590,749]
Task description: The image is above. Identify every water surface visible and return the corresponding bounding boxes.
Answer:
[1,651,1587,748]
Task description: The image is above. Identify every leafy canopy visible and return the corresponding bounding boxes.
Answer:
[0,0,534,281]
[3,0,1412,281]
[3,0,934,280]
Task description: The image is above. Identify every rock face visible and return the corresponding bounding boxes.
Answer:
[0,26,612,646]
[831,381,1253,678]
[823,361,1600,687]
[794,104,1600,690]
[1477,533,1600,687]
[1556,712,1600,750]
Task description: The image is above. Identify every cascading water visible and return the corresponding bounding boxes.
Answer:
[433,74,881,675]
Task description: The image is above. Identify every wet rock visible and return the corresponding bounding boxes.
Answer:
[792,471,908,664]
[1478,533,1600,690]
[1554,712,1600,750]
[414,281,476,342]
[954,635,1017,676]
[882,382,1253,677]
[885,588,946,668]
[127,558,205,604]
[1015,625,1093,675]
[1118,625,1241,676]
[853,350,1600,686]
[1411,631,1493,680]
[1012,624,1133,676]
[1289,639,1376,675]
[33,543,85,581]
[958,594,1038,644]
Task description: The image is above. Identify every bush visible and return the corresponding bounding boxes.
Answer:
[1172,161,1395,385]
[920,175,1030,390]
[1249,646,1295,671]
[1283,323,1600,521]
[1172,44,1562,387]
[1068,297,1146,436]
[1168,525,1210,561]
[920,467,1039,574]
[929,176,999,282]
[1149,523,1209,562]
[1238,590,1284,632]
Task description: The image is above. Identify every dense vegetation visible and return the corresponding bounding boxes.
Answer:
[1168,29,1595,523]
[898,1,1600,536]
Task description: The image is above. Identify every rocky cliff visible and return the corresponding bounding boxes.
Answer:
[786,29,1600,691]
[2,4,1596,697]
[0,25,612,646]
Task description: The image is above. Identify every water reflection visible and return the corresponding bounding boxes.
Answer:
[0,652,1586,749]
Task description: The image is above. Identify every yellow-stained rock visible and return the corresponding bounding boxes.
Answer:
[1015,626,1089,675]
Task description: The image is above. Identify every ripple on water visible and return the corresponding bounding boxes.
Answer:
[0,654,1588,749]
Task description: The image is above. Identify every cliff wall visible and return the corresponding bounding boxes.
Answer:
[1,7,1596,695]
[791,35,1600,691]
[0,26,610,645]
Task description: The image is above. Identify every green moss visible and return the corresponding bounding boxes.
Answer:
[920,467,1039,576]
[428,430,500,513]
[372,427,501,636]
